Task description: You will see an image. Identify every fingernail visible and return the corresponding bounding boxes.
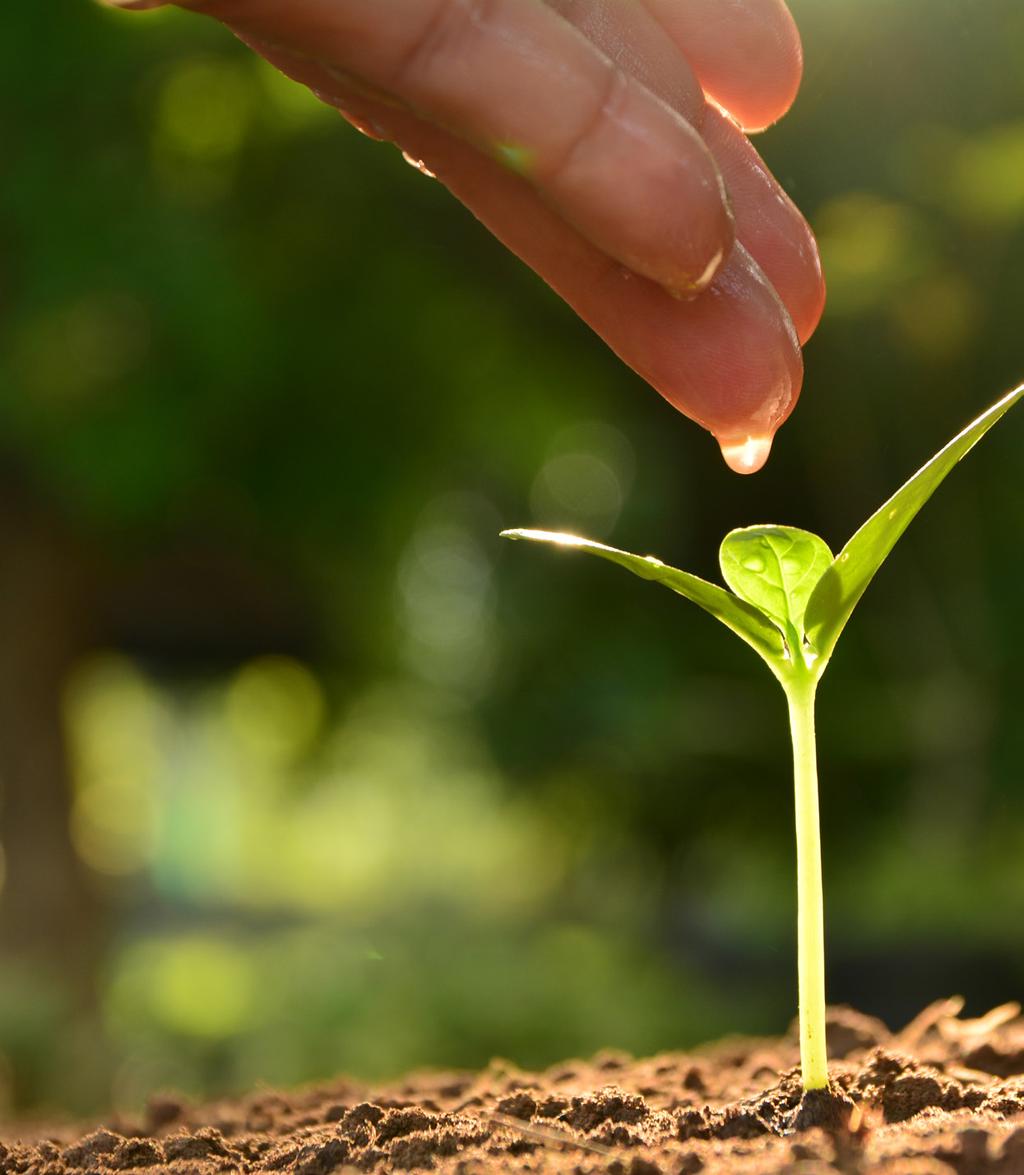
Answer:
[665,284,700,303]
[694,246,726,291]
[663,246,726,301]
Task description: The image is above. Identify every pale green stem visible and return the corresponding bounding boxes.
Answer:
[786,676,828,1090]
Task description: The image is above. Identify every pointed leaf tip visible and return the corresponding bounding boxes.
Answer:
[501,528,591,547]
[804,382,1024,664]
[499,527,787,668]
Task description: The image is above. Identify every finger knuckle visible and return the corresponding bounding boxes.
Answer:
[392,0,502,94]
[543,65,627,186]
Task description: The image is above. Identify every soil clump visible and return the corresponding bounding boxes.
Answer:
[4,1003,1024,1175]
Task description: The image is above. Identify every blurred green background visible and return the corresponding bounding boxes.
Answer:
[1,0,1023,1118]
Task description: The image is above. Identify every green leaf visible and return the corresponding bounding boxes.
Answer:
[500,529,786,665]
[719,526,833,640]
[804,383,1024,663]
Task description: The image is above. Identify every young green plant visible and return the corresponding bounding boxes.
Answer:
[502,385,1023,1091]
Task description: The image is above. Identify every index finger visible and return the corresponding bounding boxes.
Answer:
[201,40,806,465]
[149,0,736,298]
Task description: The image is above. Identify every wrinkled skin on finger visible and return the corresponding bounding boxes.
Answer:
[106,0,823,471]
[545,0,822,344]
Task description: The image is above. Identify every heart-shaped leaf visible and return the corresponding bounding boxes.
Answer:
[804,383,1024,663]
[500,529,785,664]
[719,526,833,641]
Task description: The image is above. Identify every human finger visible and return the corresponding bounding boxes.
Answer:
[547,0,823,341]
[241,41,803,469]
[545,0,707,124]
[640,0,803,132]
[159,0,735,298]
[698,107,824,343]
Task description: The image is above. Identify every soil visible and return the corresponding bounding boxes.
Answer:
[4,1001,1024,1175]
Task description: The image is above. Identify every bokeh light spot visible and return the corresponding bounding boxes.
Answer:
[157,58,254,160]
[70,778,158,876]
[153,57,256,201]
[950,121,1024,225]
[64,655,166,876]
[529,421,634,537]
[109,937,256,1041]
[14,294,151,408]
[396,495,499,695]
[816,193,931,316]
[225,656,325,763]
[890,271,978,361]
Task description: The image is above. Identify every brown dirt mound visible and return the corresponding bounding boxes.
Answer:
[3,1003,1024,1175]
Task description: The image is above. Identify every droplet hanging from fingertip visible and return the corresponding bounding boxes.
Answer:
[717,434,774,475]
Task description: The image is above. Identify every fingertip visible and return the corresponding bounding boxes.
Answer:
[715,3,803,132]
[626,245,803,447]
[699,107,824,343]
[540,72,736,299]
[657,195,734,299]
[732,3,803,132]
[644,0,803,133]
[796,250,826,344]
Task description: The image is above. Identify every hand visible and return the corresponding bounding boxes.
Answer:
[105,0,824,472]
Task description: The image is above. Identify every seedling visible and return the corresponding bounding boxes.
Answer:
[502,385,1023,1091]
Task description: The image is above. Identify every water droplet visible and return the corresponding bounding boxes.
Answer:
[401,151,436,179]
[781,557,802,575]
[742,556,766,573]
[351,116,387,141]
[717,434,773,475]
